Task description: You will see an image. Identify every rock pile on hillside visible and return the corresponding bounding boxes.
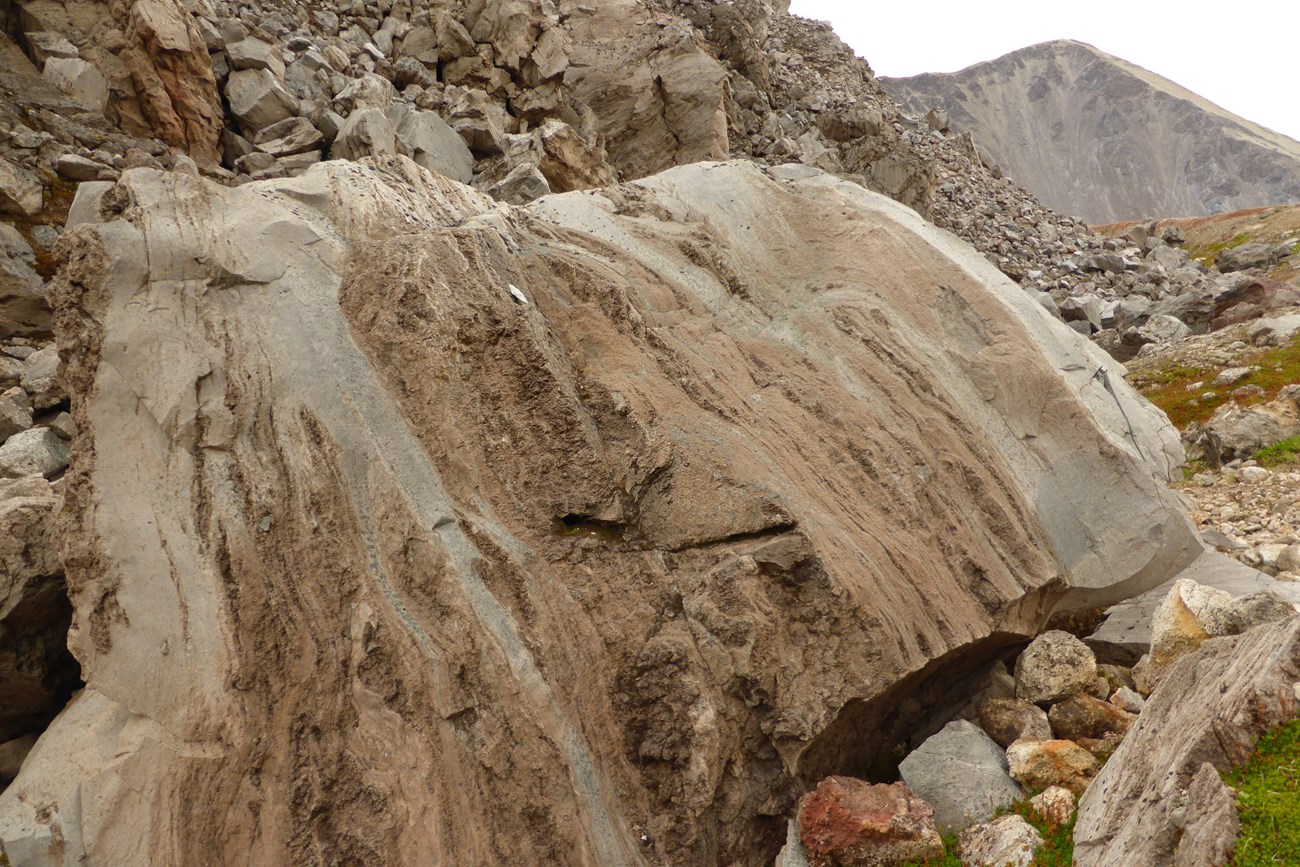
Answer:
[3,0,1254,363]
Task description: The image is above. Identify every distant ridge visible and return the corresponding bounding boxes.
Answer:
[881,40,1300,223]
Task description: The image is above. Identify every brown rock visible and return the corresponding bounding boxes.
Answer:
[1006,739,1100,795]
[1076,733,1125,763]
[978,697,1052,748]
[121,0,224,164]
[1048,693,1136,741]
[798,777,944,867]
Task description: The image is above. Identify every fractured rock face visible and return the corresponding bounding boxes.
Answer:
[899,720,1021,832]
[0,157,1199,865]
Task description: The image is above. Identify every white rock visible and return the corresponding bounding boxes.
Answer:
[957,814,1042,867]
[0,427,69,478]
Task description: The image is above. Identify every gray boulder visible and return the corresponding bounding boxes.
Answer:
[253,117,324,157]
[899,720,1022,832]
[0,159,43,217]
[0,387,33,441]
[227,38,284,77]
[20,346,63,410]
[391,108,475,184]
[0,226,48,338]
[1217,242,1292,273]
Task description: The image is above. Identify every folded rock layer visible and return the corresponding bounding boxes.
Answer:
[0,157,1199,865]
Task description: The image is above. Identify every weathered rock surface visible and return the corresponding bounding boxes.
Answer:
[1028,786,1075,826]
[977,697,1051,748]
[898,720,1021,832]
[1047,693,1136,742]
[1006,738,1100,795]
[1075,616,1300,867]
[0,157,1201,864]
[1014,630,1098,704]
[956,814,1042,867]
[882,40,1300,222]
[798,777,943,867]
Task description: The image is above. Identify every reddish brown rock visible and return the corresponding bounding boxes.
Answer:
[798,777,944,867]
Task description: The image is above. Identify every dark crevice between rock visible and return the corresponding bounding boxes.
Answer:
[795,631,1030,786]
[0,571,84,794]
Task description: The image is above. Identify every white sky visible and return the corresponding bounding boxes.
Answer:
[787,0,1300,142]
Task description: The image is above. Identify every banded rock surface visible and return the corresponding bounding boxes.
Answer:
[0,156,1199,865]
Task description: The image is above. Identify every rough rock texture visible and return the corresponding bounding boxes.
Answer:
[956,814,1042,867]
[1075,616,1300,867]
[1028,786,1075,826]
[977,697,1051,748]
[0,157,1202,864]
[1172,763,1239,867]
[0,476,76,744]
[882,40,1300,222]
[797,777,943,867]
[1046,693,1136,742]
[898,720,1022,832]
[1014,630,1098,704]
[1006,738,1100,795]
[8,0,223,163]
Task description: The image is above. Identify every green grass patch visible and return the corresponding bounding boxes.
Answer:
[1223,718,1300,866]
[1188,232,1253,268]
[899,799,1075,866]
[1132,338,1300,429]
[1253,435,1300,468]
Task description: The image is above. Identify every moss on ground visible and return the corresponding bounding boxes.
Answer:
[1188,231,1253,268]
[1223,718,1300,866]
[899,799,1075,866]
[1131,338,1300,429]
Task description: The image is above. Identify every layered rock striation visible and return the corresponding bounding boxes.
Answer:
[0,156,1200,864]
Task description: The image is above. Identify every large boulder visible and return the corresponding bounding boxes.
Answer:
[565,2,730,180]
[1075,616,1300,867]
[0,159,1200,864]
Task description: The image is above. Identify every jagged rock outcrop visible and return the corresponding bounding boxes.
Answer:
[1075,616,1300,867]
[0,156,1199,864]
[882,40,1300,223]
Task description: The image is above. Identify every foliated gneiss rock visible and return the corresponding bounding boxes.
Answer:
[0,157,1199,865]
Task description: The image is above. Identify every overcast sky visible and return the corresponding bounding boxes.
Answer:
[787,0,1300,142]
